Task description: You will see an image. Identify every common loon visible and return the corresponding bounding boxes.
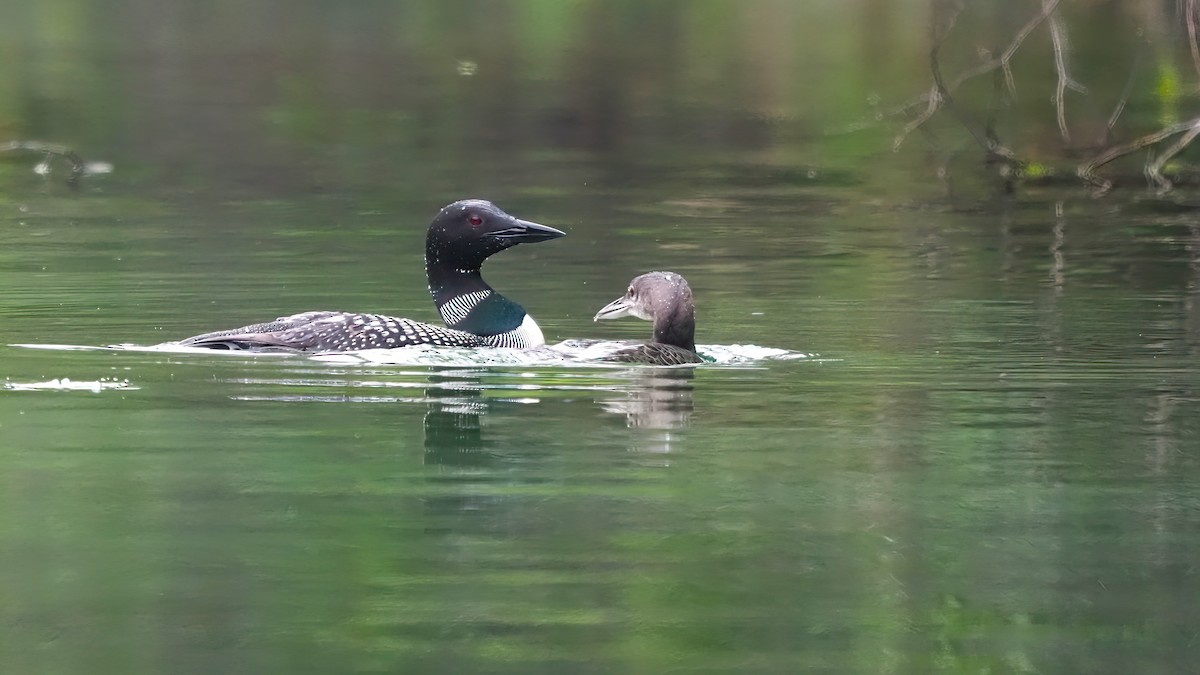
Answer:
[593,271,703,365]
[179,200,565,352]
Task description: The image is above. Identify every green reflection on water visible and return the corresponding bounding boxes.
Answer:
[3,1,1200,674]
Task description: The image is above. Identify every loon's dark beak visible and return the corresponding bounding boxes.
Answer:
[491,218,566,243]
[593,295,635,322]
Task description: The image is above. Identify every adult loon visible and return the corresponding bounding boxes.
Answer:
[593,271,703,365]
[178,200,565,352]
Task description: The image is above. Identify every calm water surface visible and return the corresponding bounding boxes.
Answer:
[3,2,1200,673]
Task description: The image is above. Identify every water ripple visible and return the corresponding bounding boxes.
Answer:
[11,340,814,367]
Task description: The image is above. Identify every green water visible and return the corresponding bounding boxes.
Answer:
[3,1,1200,673]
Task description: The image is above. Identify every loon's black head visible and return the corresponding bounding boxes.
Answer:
[426,199,565,270]
[424,200,563,341]
[594,271,696,352]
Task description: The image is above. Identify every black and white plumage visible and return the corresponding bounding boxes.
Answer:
[178,200,564,352]
[593,271,704,366]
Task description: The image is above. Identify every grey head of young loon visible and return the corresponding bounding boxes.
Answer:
[593,271,703,365]
[178,199,565,352]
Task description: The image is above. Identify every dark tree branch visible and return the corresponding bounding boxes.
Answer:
[926,1,1021,167]
[0,140,86,187]
[1078,116,1200,196]
[1146,122,1200,194]
[892,0,1063,150]
[1188,0,1200,81]
[845,0,1200,199]
[1046,0,1086,143]
[1105,40,1144,144]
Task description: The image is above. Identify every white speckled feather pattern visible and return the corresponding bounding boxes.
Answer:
[437,290,493,326]
[180,311,547,352]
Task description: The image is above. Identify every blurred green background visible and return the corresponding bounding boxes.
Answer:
[3,2,1200,674]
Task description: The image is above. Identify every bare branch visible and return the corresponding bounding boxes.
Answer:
[1077,116,1200,196]
[1188,0,1200,81]
[0,140,86,187]
[1106,41,1144,143]
[893,85,941,150]
[984,68,1005,145]
[1000,0,1063,63]
[1046,0,1086,143]
[927,3,1021,165]
[891,0,1063,149]
[1146,121,1200,194]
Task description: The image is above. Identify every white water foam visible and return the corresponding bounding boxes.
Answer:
[3,377,138,393]
[10,340,819,368]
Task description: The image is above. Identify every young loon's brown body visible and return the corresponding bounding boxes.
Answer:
[593,271,703,366]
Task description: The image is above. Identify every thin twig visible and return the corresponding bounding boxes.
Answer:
[1146,121,1200,194]
[891,0,1063,149]
[1051,16,1070,142]
[1046,0,1086,143]
[984,68,1005,146]
[927,2,1021,166]
[1188,0,1200,81]
[894,85,941,150]
[1106,41,1144,143]
[0,140,86,187]
[1077,115,1200,196]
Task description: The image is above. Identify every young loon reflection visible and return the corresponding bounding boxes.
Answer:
[593,271,703,365]
[179,200,565,352]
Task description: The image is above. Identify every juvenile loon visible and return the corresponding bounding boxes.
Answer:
[179,200,565,352]
[593,271,703,365]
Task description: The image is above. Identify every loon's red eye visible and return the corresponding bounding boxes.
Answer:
[468,214,483,226]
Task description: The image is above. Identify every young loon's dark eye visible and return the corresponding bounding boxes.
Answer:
[468,214,483,226]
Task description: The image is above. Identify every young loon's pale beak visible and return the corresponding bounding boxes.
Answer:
[594,296,636,321]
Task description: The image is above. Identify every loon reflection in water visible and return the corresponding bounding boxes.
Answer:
[593,271,703,365]
[177,200,565,352]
